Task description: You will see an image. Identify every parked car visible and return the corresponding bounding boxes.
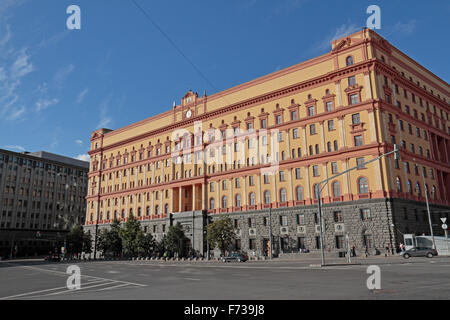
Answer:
[403,247,438,259]
[44,253,61,262]
[221,252,248,262]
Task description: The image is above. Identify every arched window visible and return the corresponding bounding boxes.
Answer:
[235,194,241,207]
[155,205,159,215]
[146,206,150,216]
[332,181,341,197]
[315,144,319,154]
[222,196,227,208]
[164,204,169,214]
[327,142,332,152]
[346,56,354,66]
[249,192,256,206]
[121,209,125,218]
[129,208,133,216]
[396,177,402,192]
[114,210,117,220]
[209,198,215,210]
[264,191,271,204]
[407,180,412,194]
[107,211,110,220]
[432,186,437,199]
[416,182,421,196]
[280,188,287,202]
[296,186,304,201]
[334,140,338,151]
[90,213,94,221]
[297,148,301,158]
[99,212,103,221]
[358,177,369,194]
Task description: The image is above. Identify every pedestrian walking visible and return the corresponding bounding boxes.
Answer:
[385,244,390,257]
[364,246,369,257]
[351,246,356,257]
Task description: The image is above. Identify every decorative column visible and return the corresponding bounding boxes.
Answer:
[335,80,343,107]
[338,115,346,148]
[302,125,308,156]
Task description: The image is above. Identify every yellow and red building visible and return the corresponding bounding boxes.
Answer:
[85,29,449,257]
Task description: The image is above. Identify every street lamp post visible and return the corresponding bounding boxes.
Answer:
[315,144,400,266]
[422,176,436,250]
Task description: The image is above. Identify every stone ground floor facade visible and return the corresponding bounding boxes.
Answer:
[84,197,450,258]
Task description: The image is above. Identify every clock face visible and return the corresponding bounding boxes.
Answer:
[186,110,192,118]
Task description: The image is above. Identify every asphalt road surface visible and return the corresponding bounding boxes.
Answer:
[1,256,449,300]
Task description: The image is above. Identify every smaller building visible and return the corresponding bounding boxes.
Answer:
[0,149,89,258]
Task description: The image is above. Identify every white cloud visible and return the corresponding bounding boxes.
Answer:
[5,144,25,152]
[76,154,90,162]
[311,23,360,53]
[35,98,59,112]
[97,95,113,129]
[394,20,416,35]
[76,88,88,104]
[53,64,74,88]
[6,105,25,120]
[75,139,83,146]
[10,48,34,79]
[0,24,11,48]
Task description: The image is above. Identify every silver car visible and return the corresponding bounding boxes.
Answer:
[403,247,438,259]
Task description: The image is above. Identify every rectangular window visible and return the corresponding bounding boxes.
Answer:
[352,113,360,125]
[331,162,338,174]
[348,76,356,86]
[335,236,345,249]
[328,120,334,131]
[326,101,333,112]
[361,208,371,221]
[333,211,343,223]
[308,106,315,117]
[291,111,298,121]
[310,124,316,135]
[298,237,306,250]
[354,135,363,146]
[349,94,359,105]
[275,115,282,125]
[297,214,305,225]
[292,128,299,139]
[260,119,267,129]
[313,165,319,177]
[295,168,301,179]
[356,157,365,169]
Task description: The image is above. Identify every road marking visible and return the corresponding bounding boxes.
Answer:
[184,278,201,281]
[0,285,70,300]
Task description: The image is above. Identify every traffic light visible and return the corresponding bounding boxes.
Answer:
[394,144,400,160]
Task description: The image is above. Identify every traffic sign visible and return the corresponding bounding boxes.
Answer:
[442,224,448,230]
[441,218,447,224]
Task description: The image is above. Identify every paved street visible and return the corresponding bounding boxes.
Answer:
[0,256,449,300]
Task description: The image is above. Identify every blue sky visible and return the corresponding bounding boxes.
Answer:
[0,0,449,162]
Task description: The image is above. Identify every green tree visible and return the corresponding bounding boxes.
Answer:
[138,232,155,257]
[165,223,186,257]
[118,214,143,257]
[97,219,123,258]
[207,217,235,256]
[66,225,91,257]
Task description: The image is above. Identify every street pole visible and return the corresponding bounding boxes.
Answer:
[316,184,326,266]
[420,166,436,250]
[269,207,273,260]
[445,229,449,256]
[315,144,400,266]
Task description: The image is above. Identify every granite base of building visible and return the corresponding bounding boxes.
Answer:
[84,197,450,259]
